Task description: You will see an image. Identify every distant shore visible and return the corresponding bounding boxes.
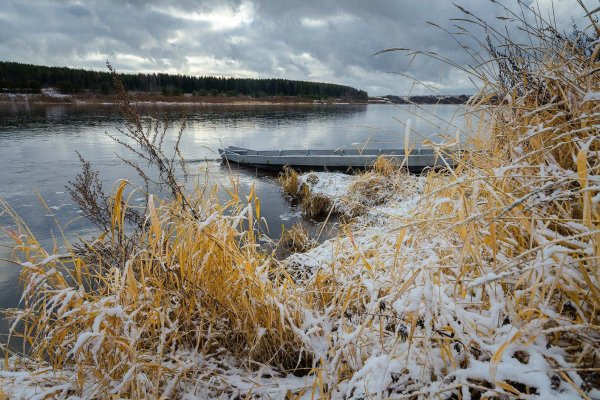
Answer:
[0,91,370,106]
[0,91,473,106]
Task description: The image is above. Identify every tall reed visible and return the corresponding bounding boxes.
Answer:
[2,185,308,398]
[1,2,598,398]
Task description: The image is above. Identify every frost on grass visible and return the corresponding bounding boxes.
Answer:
[294,169,423,218]
[285,155,597,399]
[286,169,424,275]
[3,103,599,398]
[2,6,600,399]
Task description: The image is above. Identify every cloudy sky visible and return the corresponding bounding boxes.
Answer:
[0,0,596,95]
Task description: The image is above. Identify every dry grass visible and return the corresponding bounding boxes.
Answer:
[343,171,400,216]
[285,5,599,397]
[284,171,344,217]
[1,184,309,398]
[294,167,421,218]
[278,166,300,197]
[372,155,396,177]
[279,223,316,253]
[282,166,402,219]
[300,193,333,217]
[1,3,599,399]
[294,6,599,396]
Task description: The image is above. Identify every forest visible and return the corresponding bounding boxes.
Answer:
[0,61,368,100]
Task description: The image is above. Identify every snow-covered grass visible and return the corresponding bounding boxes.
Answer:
[302,168,423,218]
[0,184,312,398]
[1,5,599,399]
[279,163,423,218]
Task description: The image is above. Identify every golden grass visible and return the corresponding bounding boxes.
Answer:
[372,155,396,177]
[278,165,300,197]
[279,223,315,253]
[2,185,308,398]
[1,6,599,398]
[293,166,419,218]
[343,171,397,216]
[300,193,332,217]
[284,12,599,396]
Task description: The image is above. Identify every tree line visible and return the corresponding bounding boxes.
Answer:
[0,61,368,100]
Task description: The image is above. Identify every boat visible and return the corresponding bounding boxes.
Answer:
[218,146,457,172]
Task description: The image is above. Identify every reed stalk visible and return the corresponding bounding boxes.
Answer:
[1,2,598,398]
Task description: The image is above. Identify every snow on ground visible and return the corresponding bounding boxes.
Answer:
[0,353,314,400]
[298,172,354,199]
[41,88,71,99]
[283,168,592,399]
[287,171,425,273]
[297,170,424,217]
[583,91,600,102]
[1,167,595,399]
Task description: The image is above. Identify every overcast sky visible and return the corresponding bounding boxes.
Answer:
[0,0,596,95]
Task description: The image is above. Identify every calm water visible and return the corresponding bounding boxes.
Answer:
[0,102,464,338]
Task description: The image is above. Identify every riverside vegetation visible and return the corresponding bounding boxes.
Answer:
[0,3,599,399]
[0,61,368,101]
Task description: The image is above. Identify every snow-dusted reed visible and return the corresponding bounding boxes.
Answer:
[1,5,599,399]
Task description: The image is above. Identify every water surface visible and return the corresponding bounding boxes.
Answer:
[0,102,465,339]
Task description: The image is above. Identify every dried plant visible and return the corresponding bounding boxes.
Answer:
[67,62,193,242]
[279,223,316,253]
[300,193,333,217]
[372,154,396,177]
[67,152,112,233]
[107,61,191,208]
[2,185,309,398]
[1,2,599,399]
[278,165,300,197]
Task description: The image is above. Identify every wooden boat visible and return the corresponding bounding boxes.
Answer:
[218,146,457,171]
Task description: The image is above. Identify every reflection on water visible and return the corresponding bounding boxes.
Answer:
[0,102,465,338]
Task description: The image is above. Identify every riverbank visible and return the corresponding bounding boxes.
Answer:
[1,9,599,399]
[1,123,598,398]
[1,83,599,398]
[0,91,476,106]
[1,85,598,399]
[0,91,368,106]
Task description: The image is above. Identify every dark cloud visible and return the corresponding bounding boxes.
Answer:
[0,0,595,95]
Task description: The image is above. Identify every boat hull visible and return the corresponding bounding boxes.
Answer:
[218,146,456,172]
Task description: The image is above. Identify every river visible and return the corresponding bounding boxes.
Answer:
[0,102,465,338]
